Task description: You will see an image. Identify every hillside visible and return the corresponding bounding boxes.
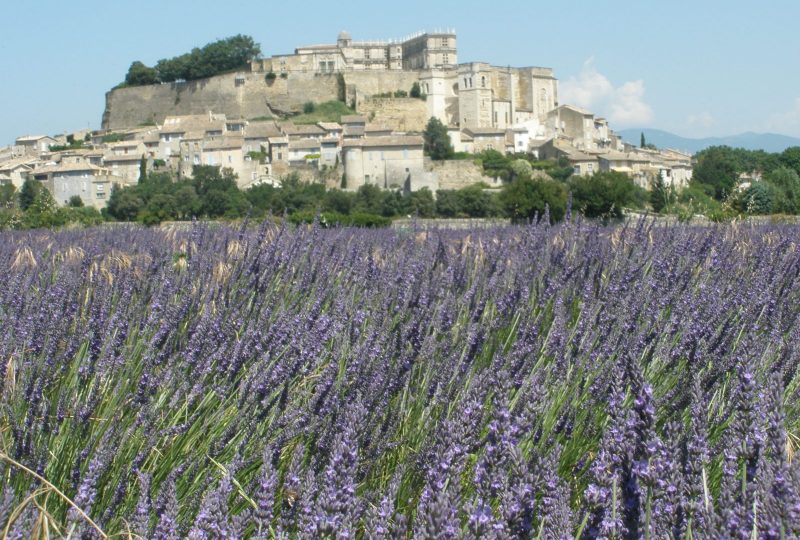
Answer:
[618,128,800,154]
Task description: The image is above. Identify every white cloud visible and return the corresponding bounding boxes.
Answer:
[560,59,653,126]
[764,97,800,135]
[686,112,715,130]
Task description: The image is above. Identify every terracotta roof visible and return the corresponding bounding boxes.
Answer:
[283,124,326,137]
[204,137,244,151]
[15,135,54,143]
[104,154,142,163]
[463,127,505,137]
[317,122,342,131]
[342,135,423,148]
[343,126,365,137]
[340,115,366,125]
[245,121,282,139]
[289,138,321,151]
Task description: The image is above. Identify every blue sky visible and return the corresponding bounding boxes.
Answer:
[2,0,799,145]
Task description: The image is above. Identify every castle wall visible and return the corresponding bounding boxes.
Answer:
[427,159,500,190]
[103,72,341,129]
[357,97,429,132]
[342,71,422,107]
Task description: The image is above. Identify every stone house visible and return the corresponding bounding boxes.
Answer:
[462,127,506,154]
[0,158,37,189]
[539,139,598,176]
[15,135,58,156]
[29,155,122,209]
[103,141,146,183]
[268,137,289,163]
[342,135,424,190]
[288,139,321,164]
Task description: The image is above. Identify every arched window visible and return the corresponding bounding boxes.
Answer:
[481,76,486,88]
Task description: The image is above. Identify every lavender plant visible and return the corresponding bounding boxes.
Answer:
[0,219,797,538]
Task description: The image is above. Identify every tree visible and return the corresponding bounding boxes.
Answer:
[19,179,44,211]
[0,184,16,209]
[139,156,148,182]
[67,195,84,208]
[692,147,739,200]
[423,117,453,160]
[510,159,533,180]
[640,132,646,148]
[402,188,436,217]
[124,61,159,86]
[106,185,144,221]
[650,176,672,213]
[780,146,800,175]
[410,82,422,99]
[457,185,494,217]
[736,182,775,214]
[354,184,383,214]
[435,190,462,217]
[500,176,568,223]
[569,171,638,219]
[764,166,800,214]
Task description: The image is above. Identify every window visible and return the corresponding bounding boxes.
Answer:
[365,49,370,60]
[574,166,581,175]
[481,76,486,87]
[96,192,105,199]
[587,163,593,172]
[96,184,104,192]
[365,174,370,184]
[228,155,232,163]
[403,149,408,159]
[193,154,200,165]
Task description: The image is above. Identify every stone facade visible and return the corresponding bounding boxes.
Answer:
[342,136,425,190]
[255,30,457,75]
[357,97,429,132]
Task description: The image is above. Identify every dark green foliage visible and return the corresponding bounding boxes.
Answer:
[764,167,800,213]
[779,146,800,175]
[19,179,44,211]
[101,132,127,143]
[499,175,568,223]
[48,140,84,152]
[650,176,673,213]
[735,181,776,214]
[139,156,147,182]
[67,195,84,208]
[478,149,513,179]
[410,82,422,98]
[124,61,159,86]
[122,35,261,86]
[435,185,501,218]
[265,71,277,82]
[691,147,740,200]
[403,187,436,217]
[423,117,454,160]
[303,102,316,114]
[569,171,638,219]
[0,184,17,209]
[288,210,390,228]
[106,184,144,221]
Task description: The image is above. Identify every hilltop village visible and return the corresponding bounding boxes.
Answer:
[1,30,693,210]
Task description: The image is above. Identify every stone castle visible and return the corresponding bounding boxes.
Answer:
[2,29,692,211]
[102,29,558,134]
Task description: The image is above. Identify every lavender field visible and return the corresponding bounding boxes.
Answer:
[0,219,798,539]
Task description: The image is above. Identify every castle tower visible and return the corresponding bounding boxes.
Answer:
[337,30,353,48]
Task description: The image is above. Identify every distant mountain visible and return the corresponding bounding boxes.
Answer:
[617,129,800,154]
